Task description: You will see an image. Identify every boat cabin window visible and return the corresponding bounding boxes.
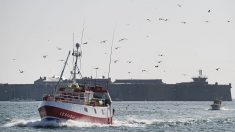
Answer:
[84,107,88,112]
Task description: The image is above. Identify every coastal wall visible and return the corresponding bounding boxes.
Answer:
[109,83,232,101]
[0,83,232,101]
[0,84,54,101]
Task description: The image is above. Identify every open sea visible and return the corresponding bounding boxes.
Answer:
[1,101,235,132]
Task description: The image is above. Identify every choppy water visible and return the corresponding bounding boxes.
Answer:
[1,101,235,132]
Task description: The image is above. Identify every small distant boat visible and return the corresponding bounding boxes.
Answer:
[211,99,222,110]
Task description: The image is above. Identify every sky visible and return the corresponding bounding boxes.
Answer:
[0,0,235,97]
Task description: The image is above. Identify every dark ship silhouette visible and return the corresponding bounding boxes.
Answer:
[0,70,232,101]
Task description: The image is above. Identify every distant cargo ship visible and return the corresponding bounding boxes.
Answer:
[0,70,232,101]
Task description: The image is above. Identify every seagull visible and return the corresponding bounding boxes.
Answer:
[146,19,151,22]
[58,59,64,62]
[181,21,187,24]
[158,54,163,56]
[83,42,88,45]
[227,20,231,23]
[100,40,107,43]
[127,61,132,63]
[142,70,147,72]
[216,68,220,71]
[43,55,48,59]
[114,60,118,63]
[19,69,24,73]
[128,72,131,74]
[177,4,182,7]
[208,10,211,13]
[115,47,121,50]
[118,38,128,42]
[205,20,209,23]
[12,58,16,61]
[57,47,62,50]
[182,73,188,76]
[94,67,99,70]
[158,61,162,63]
[159,18,168,21]
[155,65,159,68]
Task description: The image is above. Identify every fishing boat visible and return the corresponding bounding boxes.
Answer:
[38,43,114,124]
[210,99,222,110]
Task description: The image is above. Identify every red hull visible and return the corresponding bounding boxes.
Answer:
[38,105,112,124]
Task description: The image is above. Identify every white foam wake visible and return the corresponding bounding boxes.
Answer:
[1,118,111,128]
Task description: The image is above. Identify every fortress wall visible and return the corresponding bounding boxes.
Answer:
[0,84,54,101]
[0,83,232,101]
[174,84,232,101]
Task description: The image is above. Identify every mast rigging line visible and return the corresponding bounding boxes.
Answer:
[54,51,71,93]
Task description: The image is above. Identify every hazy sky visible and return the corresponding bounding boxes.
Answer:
[1,0,235,97]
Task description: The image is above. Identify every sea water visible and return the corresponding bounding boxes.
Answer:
[1,101,235,132]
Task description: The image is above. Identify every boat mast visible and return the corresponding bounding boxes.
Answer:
[72,43,81,84]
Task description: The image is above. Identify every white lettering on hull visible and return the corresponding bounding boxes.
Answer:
[59,112,75,119]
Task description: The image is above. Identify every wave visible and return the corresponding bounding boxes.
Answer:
[207,107,235,111]
[1,119,109,128]
[2,116,234,129]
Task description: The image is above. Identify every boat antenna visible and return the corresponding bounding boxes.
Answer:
[107,27,116,83]
[54,51,71,93]
[80,22,85,71]
[70,32,75,79]
[106,26,116,105]
[72,43,82,84]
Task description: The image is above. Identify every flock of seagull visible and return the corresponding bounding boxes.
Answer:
[13,4,228,77]
[145,6,231,24]
[14,39,222,76]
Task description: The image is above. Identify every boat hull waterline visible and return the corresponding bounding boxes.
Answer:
[38,101,113,124]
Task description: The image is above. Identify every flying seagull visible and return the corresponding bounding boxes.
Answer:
[158,54,163,56]
[58,59,64,62]
[43,55,48,59]
[19,69,24,73]
[159,18,168,21]
[182,73,188,76]
[118,38,128,42]
[114,60,118,63]
[158,61,162,63]
[146,19,151,22]
[155,65,159,68]
[177,4,182,7]
[127,61,132,63]
[208,10,211,13]
[115,47,121,50]
[142,70,147,72]
[181,21,187,24]
[100,40,107,43]
[216,68,220,71]
[57,47,62,50]
[83,42,88,45]
[94,67,99,70]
